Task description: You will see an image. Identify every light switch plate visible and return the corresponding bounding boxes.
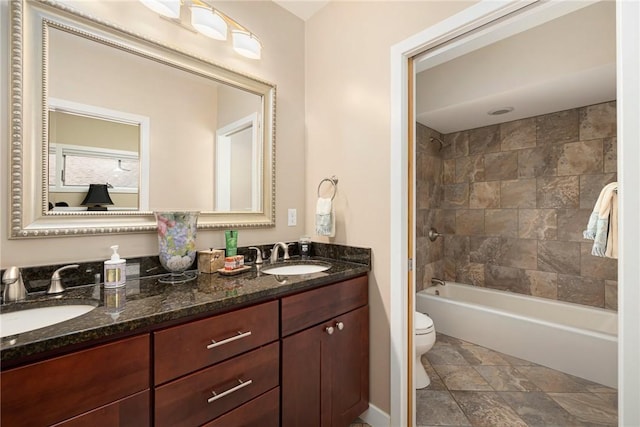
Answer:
[288,208,297,226]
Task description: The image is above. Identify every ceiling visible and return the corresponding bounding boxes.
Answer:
[273,0,329,21]
[270,1,616,135]
[415,1,616,134]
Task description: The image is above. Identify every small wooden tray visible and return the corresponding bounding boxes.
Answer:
[217,265,251,276]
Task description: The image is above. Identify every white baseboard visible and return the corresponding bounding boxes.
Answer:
[360,403,390,427]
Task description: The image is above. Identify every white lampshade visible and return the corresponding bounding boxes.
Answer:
[232,30,262,60]
[139,0,180,19]
[190,5,227,40]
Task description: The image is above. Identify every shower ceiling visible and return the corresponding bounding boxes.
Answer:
[415,1,616,134]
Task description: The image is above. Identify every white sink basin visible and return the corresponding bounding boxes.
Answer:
[0,305,96,338]
[262,264,330,276]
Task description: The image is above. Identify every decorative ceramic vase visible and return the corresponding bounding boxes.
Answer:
[154,211,199,284]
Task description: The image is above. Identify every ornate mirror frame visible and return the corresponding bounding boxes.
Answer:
[8,0,276,238]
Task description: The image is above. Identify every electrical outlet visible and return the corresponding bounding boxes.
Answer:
[288,208,297,226]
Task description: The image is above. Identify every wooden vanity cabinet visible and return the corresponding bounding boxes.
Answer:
[0,335,150,427]
[1,274,369,427]
[281,275,369,427]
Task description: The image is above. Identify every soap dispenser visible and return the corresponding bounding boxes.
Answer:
[104,245,126,288]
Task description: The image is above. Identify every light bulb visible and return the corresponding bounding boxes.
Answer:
[191,5,227,40]
[139,0,180,19]
[232,30,261,60]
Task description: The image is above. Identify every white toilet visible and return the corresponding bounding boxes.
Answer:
[415,311,436,389]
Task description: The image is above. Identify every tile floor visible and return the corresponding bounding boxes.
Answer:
[417,333,618,427]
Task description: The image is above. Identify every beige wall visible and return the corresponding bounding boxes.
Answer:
[304,0,475,414]
[0,0,305,266]
[0,0,478,417]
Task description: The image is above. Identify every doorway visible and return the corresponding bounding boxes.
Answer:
[390,1,640,426]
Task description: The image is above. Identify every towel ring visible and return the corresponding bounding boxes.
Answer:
[317,176,338,200]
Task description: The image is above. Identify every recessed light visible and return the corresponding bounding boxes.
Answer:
[488,107,514,116]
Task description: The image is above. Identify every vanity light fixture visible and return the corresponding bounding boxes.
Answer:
[139,0,180,19]
[190,0,227,40]
[232,30,261,60]
[139,0,262,59]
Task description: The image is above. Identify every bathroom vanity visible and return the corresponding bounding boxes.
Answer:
[0,254,370,427]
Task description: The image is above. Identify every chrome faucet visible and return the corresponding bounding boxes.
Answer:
[270,242,290,264]
[47,264,79,294]
[430,277,446,287]
[249,247,264,265]
[2,266,27,303]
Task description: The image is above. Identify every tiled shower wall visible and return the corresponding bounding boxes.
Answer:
[416,101,617,310]
[415,125,445,295]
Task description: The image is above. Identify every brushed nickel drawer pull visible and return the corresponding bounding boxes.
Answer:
[336,321,344,331]
[206,331,252,349]
[207,379,253,403]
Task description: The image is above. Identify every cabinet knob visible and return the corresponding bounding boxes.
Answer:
[325,326,334,335]
[335,321,344,331]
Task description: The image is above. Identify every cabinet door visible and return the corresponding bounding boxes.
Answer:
[281,321,323,427]
[327,305,369,427]
[282,306,369,427]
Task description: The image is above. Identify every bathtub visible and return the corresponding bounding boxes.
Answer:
[416,282,618,388]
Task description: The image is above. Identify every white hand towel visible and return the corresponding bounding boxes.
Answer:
[315,197,335,237]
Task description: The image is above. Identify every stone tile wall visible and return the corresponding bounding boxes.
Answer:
[415,124,445,292]
[416,101,617,310]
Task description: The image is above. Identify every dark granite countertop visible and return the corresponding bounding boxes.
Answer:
[1,255,370,365]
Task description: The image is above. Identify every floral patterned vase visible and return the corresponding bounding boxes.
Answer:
[154,211,199,284]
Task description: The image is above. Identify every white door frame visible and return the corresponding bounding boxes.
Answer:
[215,112,261,211]
[390,1,640,426]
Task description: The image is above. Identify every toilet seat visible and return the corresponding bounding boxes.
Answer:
[415,312,434,335]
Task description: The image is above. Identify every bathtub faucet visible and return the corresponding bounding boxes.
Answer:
[430,277,445,287]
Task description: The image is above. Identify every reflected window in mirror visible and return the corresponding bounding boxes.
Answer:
[47,99,149,211]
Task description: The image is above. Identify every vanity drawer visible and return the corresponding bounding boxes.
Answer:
[154,300,278,384]
[52,390,150,427]
[203,387,279,427]
[154,341,279,427]
[281,274,368,336]
[1,334,150,427]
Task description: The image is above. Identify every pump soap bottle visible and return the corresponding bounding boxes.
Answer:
[104,245,126,288]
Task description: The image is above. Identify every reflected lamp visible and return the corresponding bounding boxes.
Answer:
[81,184,114,211]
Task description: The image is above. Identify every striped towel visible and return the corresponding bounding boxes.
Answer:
[583,182,617,257]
